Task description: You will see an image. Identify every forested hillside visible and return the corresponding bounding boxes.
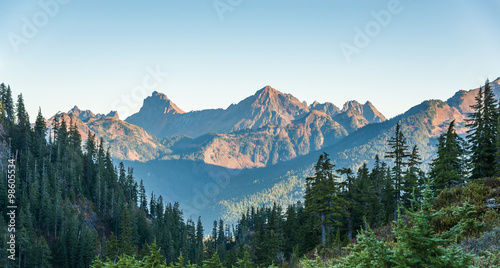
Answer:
[211,78,500,224]
[0,83,205,267]
[37,79,499,229]
[1,79,499,267]
[95,79,500,267]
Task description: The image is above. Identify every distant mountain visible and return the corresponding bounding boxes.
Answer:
[125,91,185,138]
[49,85,386,168]
[46,78,500,227]
[120,86,387,168]
[157,109,348,168]
[124,78,500,227]
[47,106,167,162]
[125,86,386,139]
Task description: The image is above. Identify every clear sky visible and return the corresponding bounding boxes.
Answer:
[0,0,499,121]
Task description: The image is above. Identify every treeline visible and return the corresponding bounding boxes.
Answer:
[0,83,205,267]
[1,79,498,267]
[189,79,500,267]
[96,79,500,267]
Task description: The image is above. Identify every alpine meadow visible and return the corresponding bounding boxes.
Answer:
[1,1,499,267]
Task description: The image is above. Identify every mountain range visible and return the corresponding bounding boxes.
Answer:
[48,78,500,227]
[126,86,385,139]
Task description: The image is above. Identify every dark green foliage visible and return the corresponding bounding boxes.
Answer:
[0,85,202,267]
[234,249,253,268]
[305,152,347,245]
[467,80,499,179]
[93,242,168,267]
[430,120,468,191]
[385,122,411,220]
[368,155,387,227]
[202,252,223,268]
[337,183,475,268]
[433,177,500,234]
[391,185,473,267]
[335,227,393,267]
[0,83,15,128]
[196,217,204,263]
[403,145,424,207]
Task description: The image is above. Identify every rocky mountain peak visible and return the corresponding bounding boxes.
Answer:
[105,111,120,119]
[310,101,320,107]
[68,105,97,122]
[493,77,500,86]
[256,85,279,95]
[336,100,387,125]
[309,101,341,117]
[253,86,283,103]
[142,91,184,115]
[342,100,363,113]
[237,86,308,113]
[71,105,81,113]
[362,101,387,123]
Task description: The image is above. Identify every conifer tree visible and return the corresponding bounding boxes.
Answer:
[32,107,47,158]
[211,220,218,253]
[402,145,423,207]
[0,83,6,116]
[139,179,148,212]
[196,217,205,263]
[385,122,410,219]
[305,152,346,245]
[119,205,137,256]
[392,184,473,267]
[2,84,14,128]
[430,120,467,191]
[235,250,254,268]
[217,219,226,259]
[337,182,475,268]
[368,155,385,227]
[354,163,371,231]
[337,167,355,239]
[141,241,165,267]
[14,93,31,153]
[203,252,223,268]
[68,118,82,149]
[467,80,499,179]
[150,192,157,219]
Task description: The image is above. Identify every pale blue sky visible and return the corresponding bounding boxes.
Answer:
[0,0,499,121]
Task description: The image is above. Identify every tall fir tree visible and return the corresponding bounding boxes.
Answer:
[430,120,467,191]
[2,84,15,128]
[402,145,424,208]
[466,80,499,179]
[0,84,5,123]
[139,179,148,213]
[305,152,346,245]
[337,167,355,240]
[196,216,205,263]
[385,122,410,219]
[14,93,31,154]
[32,108,47,158]
[368,155,385,227]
